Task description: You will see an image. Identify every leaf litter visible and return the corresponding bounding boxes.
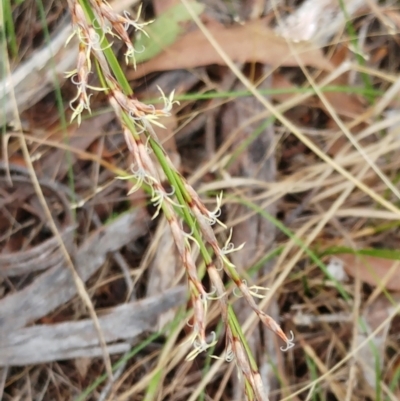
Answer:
[2,0,400,400]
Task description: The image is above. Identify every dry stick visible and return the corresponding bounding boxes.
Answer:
[180,0,400,219]
[12,135,114,380]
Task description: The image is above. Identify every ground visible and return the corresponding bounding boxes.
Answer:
[1,1,400,400]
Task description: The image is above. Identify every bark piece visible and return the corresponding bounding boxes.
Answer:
[0,208,150,332]
[0,286,185,366]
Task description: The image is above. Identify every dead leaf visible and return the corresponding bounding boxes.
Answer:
[336,254,400,291]
[129,19,333,80]
[318,46,366,119]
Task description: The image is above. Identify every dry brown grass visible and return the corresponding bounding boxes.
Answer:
[1,0,400,400]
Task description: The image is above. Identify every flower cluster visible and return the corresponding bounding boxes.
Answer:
[66,0,175,127]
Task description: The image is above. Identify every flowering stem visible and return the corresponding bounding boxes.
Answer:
[79,0,132,94]
[65,2,294,399]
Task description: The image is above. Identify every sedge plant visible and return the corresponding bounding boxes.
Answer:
[66,1,294,399]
